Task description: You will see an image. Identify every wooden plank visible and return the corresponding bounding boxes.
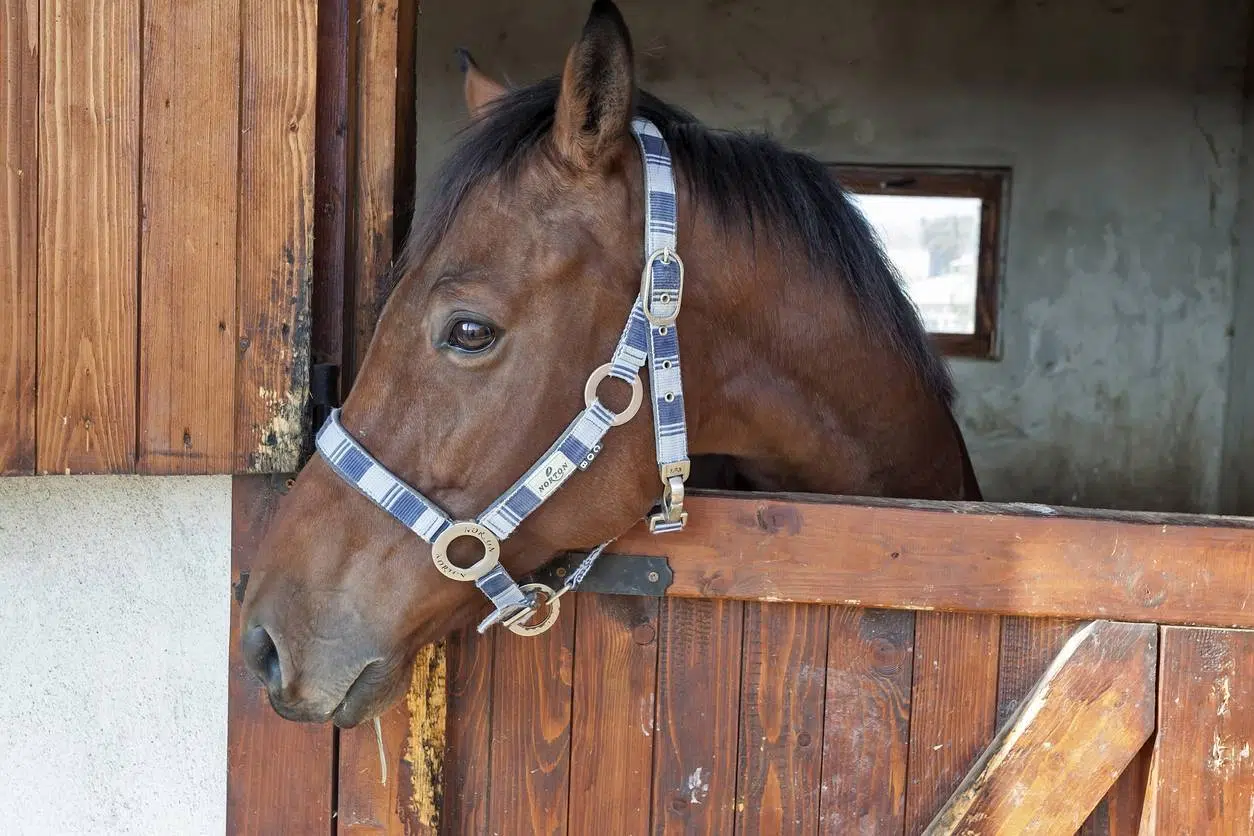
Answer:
[995,617,1081,726]
[346,0,400,385]
[819,607,915,834]
[37,0,140,474]
[567,594,661,836]
[486,596,576,835]
[924,621,1158,835]
[311,0,349,371]
[734,601,828,834]
[1103,739,1154,835]
[0,0,38,474]
[903,612,1001,834]
[443,629,496,836]
[608,493,1254,628]
[650,598,744,836]
[227,475,334,833]
[235,0,316,473]
[1145,626,1254,834]
[137,0,239,474]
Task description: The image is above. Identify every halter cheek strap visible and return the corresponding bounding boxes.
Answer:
[314,117,690,636]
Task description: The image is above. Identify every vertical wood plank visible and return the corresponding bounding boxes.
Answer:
[346,0,400,384]
[37,0,140,474]
[486,596,577,836]
[1148,626,1254,834]
[338,699,410,834]
[903,612,1001,835]
[235,0,316,473]
[568,594,661,836]
[820,607,915,835]
[995,617,1080,726]
[1103,738,1154,836]
[312,0,349,371]
[137,0,239,474]
[0,0,38,474]
[734,601,828,835]
[227,475,334,834]
[443,629,496,836]
[650,598,744,836]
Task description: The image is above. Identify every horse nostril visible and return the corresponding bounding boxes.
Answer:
[242,624,283,692]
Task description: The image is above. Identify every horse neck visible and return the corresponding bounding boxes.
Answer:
[678,208,976,502]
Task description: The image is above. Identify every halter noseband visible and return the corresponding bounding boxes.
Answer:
[314,118,691,636]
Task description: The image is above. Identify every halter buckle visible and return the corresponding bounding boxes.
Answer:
[641,248,684,327]
[648,473,689,532]
[503,583,566,636]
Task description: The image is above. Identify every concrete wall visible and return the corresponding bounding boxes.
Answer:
[0,476,230,835]
[415,0,1249,513]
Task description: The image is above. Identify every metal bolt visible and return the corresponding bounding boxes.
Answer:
[555,567,567,578]
[647,571,660,583]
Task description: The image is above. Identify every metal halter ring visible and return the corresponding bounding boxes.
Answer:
[430,521,502,582]
[504,583,563,636]
[584,363,644,427]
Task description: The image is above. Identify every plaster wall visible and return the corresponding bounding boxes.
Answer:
[0,476,230,835]
[414,0,1249,512]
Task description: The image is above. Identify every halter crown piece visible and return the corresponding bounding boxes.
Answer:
[314,118,690,636]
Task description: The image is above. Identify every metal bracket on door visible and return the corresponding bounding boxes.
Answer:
[526,552,673,598]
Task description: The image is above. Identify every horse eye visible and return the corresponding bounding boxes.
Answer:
[447,319,496,353]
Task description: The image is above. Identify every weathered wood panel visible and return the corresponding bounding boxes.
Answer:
[0,0,38,474]
[312,0,349,371]
[227,475,334,834]
[650,598,744,835]
[568,594,661,836]
[903,612,1001,834]
[1147,626,1254,834]
[138,0,239,474]
[37,0,140,474]
[486,597,577,835]
[924,621,1157,834]
[346,0,400,382]
[443,630,496,836]
[235,0,316,473]
[610,493,1254,628]
[338,701,409,834]
[819,607,915,834]
[734,602,828,835]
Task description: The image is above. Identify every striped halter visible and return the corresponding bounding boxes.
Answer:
[314,118,690,636]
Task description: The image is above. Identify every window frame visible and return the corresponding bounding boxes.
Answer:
[829,164,1009,360]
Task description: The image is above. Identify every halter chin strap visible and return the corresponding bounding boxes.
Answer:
[314,118,690,636]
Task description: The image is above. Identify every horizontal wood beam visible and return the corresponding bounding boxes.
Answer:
[923,620,1157,835]
[606,492,1254,628]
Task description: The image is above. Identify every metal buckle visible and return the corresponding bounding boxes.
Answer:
[648,473,689,532]
[641,248,684,327]
[430,521,501,582]
[584,363,644,427]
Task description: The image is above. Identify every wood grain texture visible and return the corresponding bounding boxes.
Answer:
[924,621,1157,835]
[568,594,661,836]
[903,612,1001,835]
[346,0,400,385]
[227,475,334,834]
[820,607,915,834]
[1102,738,1154,835]
[1147,626,1254,834]
[651,598,745,836]
[1,0,38,474]
[312,0,348,369]
[235,0,316,472]
[734,602,828,835]
[486,595,576,836]
[37,0,139,474]
[442,629,496,836]
[608,493,1254,627]
[137,0,239,474]
[337,696,410,833]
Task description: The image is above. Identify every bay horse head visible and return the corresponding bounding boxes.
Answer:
[240,0,978,726]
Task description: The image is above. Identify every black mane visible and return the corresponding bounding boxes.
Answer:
[401,77,954,404]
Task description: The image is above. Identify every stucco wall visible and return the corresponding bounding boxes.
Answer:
[414,0,1248,513]
[0,476,230,835]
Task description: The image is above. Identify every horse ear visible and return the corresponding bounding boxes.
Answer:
[456,48,507,119]
[552,0,636,169]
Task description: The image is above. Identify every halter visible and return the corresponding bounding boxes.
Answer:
[314,118,690,636]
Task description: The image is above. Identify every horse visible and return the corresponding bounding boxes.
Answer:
[239,0,982,727]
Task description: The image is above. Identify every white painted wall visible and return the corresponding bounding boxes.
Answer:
[0,476,230,836]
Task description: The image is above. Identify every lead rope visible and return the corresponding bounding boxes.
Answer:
[314,118,688,637]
